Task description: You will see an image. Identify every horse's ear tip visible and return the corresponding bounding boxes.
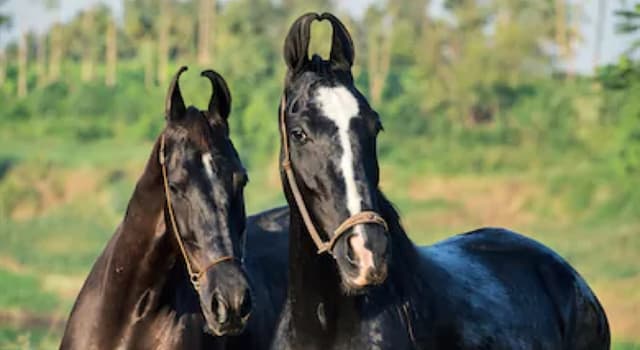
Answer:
[178,66,188,73]
[302,12,320,19]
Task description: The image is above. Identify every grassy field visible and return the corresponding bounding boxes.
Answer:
[0,131,638,349]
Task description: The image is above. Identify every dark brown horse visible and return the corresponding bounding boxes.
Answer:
[60,67,287,349]
[259,13,610,350]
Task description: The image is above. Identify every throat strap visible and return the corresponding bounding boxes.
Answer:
[159,134,235,290]
[279,95,389,255]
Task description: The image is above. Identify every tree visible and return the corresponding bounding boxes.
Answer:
[81,6,97,82]
[0,0,11,87]
[197,0,215,65]
[36,33,46,87]
[0,0,9,31]
[364,5,392,106]
[18,31,27,98]
[157,0,170,85]
[124,0,160,89]
[615,2,640,55]
[594,0,608,67]
[42,0,63,82]
[105,14,117,86]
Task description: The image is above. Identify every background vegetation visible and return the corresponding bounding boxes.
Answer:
[0,0,639,348]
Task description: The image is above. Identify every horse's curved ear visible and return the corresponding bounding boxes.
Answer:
[284,12,319,78]
[201,69,231,121]
[166,66,188,121]
[320,13,354,72]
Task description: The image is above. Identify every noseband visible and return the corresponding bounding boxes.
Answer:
[159,134,235,290]
[279,95,389,256]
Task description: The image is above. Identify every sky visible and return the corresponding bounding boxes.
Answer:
[0,0,636,74]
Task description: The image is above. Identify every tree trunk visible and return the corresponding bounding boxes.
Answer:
[368,16,391,106]
[555,0,569,76]
[157,0,170,85]
[81,8,95,82]
[18,31,27,98]
[198,0,214,65]
[49,23,62,82]
[0,49,5,87]
[593,0,607,69]
[106,16,117,86]
[143,40,155,90]
[36,34,47,88]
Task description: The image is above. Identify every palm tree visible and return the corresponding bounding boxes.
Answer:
[18,30,28,98]
[0,0,12,86]
[81,5,97,82]
[105,14,117,86]
[197,0,215,65]
[365,5,392,106]
[594,0,608,68]
[124,0,160,89]
[157,0,170,85]
[42,0,63,82]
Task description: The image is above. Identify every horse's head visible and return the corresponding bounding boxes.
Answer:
[280,13,389,294]
[161,67,250,335]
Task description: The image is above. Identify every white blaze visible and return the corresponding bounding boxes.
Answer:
[202,153,215,181]
[315,86,362,218]
[316,86,374,276]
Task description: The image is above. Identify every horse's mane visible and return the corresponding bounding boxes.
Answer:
[376,189,422,294]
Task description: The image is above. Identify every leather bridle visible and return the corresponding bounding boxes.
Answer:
[279,94,389,256]
[159,134,235,291]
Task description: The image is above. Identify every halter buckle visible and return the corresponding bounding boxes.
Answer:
[190,274,201,290]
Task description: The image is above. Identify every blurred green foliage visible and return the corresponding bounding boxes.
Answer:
[0,0,639,348]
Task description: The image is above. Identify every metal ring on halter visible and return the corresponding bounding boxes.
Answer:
[159,134,236,290]
[279,94,389,256]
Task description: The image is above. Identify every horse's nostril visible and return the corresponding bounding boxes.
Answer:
[239,289,252,319]
[346,240,357,265]
[212,293,228,325]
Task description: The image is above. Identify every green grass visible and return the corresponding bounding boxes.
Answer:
[0,269,58,313]
[614,342,640,350]
[0,204,116,276]
[0,326,61,350]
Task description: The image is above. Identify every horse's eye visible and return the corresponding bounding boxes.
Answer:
[168,182,180,193]
[290,128,308,144]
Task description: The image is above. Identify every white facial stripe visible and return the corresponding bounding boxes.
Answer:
[316,86,362,221]
[349,234,374,284]
[202,153,215,181]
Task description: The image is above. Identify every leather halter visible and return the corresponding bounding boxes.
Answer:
[159,134,235,290]
[279,95,389,255]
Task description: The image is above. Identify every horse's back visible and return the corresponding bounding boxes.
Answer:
[245,205,289,300]
[231,206,289,349]
[418,227,609,349]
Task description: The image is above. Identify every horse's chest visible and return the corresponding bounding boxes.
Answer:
[303,307,413,350]
[334,316,412,350]
[117,309,224,350]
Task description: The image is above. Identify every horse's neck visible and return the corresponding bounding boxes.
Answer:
[376,191,421,275]
[122,138,165,231]
[109,137,176,285]
[284,190,421,338]
[287,206,357,344]
[63,139,181,348]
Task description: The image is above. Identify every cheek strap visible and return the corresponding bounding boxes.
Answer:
[279,95,389,256]
[159,134,236,291]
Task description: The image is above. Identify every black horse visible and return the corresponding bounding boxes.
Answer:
[257,13,610,349]
[60,67,287,349]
